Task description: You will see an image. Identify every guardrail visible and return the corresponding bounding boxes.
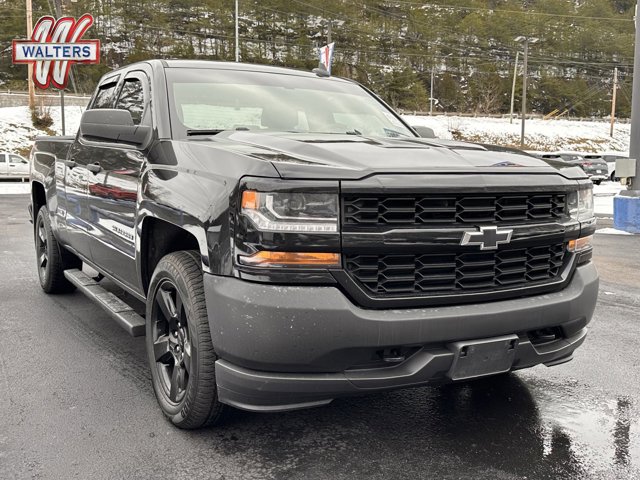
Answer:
[0,91,90,108]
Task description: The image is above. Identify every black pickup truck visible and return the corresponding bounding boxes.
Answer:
[30,60,599,429]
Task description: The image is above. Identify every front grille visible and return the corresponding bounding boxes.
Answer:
[343,193,567,226]
[345,243,567,297]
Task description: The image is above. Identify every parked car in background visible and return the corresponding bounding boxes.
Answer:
[0,152,29,180]
[602,154,627,182]
[537,152,583,163]
[579,155,609,185]
[538,152,608,185]
[478,145,574,170]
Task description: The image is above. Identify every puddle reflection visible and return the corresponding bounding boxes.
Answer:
[206,373,639,479]
[423,374,639,478]
[520,377,638,477]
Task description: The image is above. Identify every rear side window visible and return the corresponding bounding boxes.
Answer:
[115,78,145,125]
[92,79,119,109]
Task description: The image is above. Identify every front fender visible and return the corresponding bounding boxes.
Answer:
[139,140,280,277]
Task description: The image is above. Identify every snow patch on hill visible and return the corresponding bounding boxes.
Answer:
[405,115,630,153]
[0,106,84,154]
[0,105,631,155]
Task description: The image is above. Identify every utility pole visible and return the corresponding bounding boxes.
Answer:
[510,51,519,125]
[26,0,35,110]
[327,20,332,44]
[235,0,239,62]
[613,4,640,232]
[610,67,618,138]
[629,4,640,191]
[54,0,65,135]
[430,66,435,115]
[515,36,539,148]
[520,40,529,148]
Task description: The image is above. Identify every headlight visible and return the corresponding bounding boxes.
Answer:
[567,188,594,222]
[241,190,338,233]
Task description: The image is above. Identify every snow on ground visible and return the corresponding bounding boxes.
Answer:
[0,107,630,155]
[0,105,84,154]
[593,182,624,217]
[404,114,630,153]
[0,106,630,213]
[596,227,635,235]
[0,182,30,195]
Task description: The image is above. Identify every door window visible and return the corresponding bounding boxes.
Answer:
[92,79,119,109]
[9,155,27,164]
[115,78,145,125]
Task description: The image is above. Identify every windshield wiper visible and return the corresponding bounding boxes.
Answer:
[186,129,225,136]
[345,129,363,136]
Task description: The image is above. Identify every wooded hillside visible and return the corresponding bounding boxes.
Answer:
[0,0,635,117]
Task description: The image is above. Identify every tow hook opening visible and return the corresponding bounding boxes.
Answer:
[527,327,564,347]
[346,346,421,370]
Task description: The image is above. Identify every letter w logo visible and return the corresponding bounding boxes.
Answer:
[12,14,100,89]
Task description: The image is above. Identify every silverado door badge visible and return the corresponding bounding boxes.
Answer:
[460,226,513,250]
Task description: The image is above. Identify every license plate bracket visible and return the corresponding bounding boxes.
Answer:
[446,335,518,381]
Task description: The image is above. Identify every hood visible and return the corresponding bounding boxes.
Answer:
[194,131,586,180]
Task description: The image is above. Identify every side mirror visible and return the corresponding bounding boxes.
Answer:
[80,109,152,148]
[412,125,436,138]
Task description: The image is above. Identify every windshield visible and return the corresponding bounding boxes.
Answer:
[166,68,414,139]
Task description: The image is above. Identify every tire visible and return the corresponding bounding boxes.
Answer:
[146,250,228,429]
[34,206,81,293]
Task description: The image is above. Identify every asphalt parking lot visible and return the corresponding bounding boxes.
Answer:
[1,191,639,480]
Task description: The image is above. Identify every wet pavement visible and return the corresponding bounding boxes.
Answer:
[1,192,639,479]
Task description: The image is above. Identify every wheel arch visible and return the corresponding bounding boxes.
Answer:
[138,216,204,295]
[32,181,47,216]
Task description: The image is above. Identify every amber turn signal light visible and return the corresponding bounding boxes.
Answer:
[239,251,340,267]
[241,190,259,210]
[568,235,593,253]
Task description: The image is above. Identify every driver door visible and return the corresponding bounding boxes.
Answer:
[84,71,149,293]
[64,75,121,262]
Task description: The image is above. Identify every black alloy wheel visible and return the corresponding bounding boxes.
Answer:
[36,216,49,281]
[34,206,79,293]
[151,280,192,404]
[146,251,227,429]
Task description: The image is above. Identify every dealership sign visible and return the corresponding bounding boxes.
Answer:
[12,14,100,89]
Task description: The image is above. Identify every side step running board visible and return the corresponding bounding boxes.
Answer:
[64,269,146,337]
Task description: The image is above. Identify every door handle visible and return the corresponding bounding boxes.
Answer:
[9,164,15,167]
[86,162,102,174]
[64,160,76,169]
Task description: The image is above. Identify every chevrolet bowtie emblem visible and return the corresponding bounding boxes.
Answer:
[460,226,513,250]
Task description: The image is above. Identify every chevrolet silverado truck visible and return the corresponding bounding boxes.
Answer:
[30,60,599,429]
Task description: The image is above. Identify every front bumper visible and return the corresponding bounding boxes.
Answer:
[204,262,598,412]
